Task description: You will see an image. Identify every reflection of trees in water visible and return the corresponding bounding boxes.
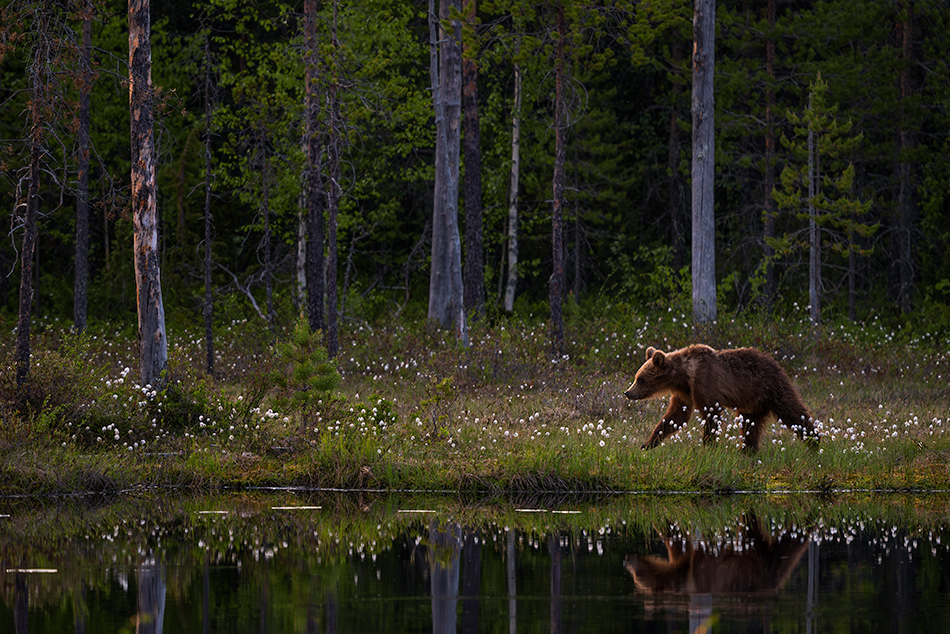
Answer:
[14,572,26,634]
[624,513,812,626]
[4,494,950,632]
[461,527,482,634]
[425,522,486,634]
[428,521,461,634]
[136,557,165,634]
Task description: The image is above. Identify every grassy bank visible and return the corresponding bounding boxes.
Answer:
[1,305,948,495]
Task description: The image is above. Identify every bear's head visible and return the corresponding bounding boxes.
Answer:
[623,346,671,401]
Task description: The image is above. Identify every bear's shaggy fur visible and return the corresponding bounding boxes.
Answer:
[624,344,818,451]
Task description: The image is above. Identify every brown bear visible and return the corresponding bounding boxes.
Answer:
[624,344,818,451]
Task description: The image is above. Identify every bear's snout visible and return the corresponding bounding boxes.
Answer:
[623,384,640,400]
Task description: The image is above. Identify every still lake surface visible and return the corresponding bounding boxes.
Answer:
[2,490,949,633]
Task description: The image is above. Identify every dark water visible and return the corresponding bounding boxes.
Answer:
[2,492,949,633]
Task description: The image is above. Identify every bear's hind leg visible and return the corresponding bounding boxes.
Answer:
[642,395,691,449]
[774,399,819,445]
[741,410,769,452]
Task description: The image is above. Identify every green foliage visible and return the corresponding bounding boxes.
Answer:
[419,376,457,436]
[270,315,341,430]
[608,243,690,311]
[0,0,948,374]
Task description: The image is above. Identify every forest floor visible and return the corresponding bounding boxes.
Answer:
[1,304,949,496]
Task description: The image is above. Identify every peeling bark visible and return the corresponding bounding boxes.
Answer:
[130,0,168,386]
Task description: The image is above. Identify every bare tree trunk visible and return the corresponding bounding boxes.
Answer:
[691,0,717,326]
[304,0,325,333]
[549,5,567,356]
[573,142,581,300]
[296,208,306,312]
[896,3,916,313]
[462,0,485,319]
[428,0,468,345]
[549,532,562,633]
[260,141,275,331]
[669,42,687,271]
[507,530,517,634]
[203,32,214,374]
[326,0,341,357]
[74,8,92,334]
[16,4,50,386]
[503,60,522,313]
[807,92,820,325]
[762,0,776,311]
[130,0,168,386]
[848,225,856,321]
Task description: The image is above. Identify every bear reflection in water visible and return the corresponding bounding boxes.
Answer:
[624,514,811,615]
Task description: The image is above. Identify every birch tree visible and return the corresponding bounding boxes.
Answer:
[502,58,522,313]
[129,0,168,386]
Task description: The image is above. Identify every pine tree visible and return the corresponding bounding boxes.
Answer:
[271,314,340,432]
[772,74,875,323]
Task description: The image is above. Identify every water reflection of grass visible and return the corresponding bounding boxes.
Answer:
[2,491,947,629]
[0,309,947,494]
[1,491,948,563]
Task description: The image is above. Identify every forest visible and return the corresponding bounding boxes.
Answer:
[1,0,949,367]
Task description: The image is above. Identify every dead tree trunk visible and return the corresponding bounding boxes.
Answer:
[549,5,567,356]
[130,0,168,386]
[691,0,717,326]
[762,0,776,311]
[807,92,821,326]
[203,32,214,374]
[304,0,325,333]
[427,0,468,345]
[462,0,485,319]
[260,139,275,331]
[74,7,92,334]
[16,4,51,386]
[326,0,341,357]
[668,42,687,271]
[895,3,916,313]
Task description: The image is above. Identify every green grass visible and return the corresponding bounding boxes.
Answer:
[0,307,948,495]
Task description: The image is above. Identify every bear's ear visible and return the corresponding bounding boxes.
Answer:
[651,349,666,366]
[646,346,657,360]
